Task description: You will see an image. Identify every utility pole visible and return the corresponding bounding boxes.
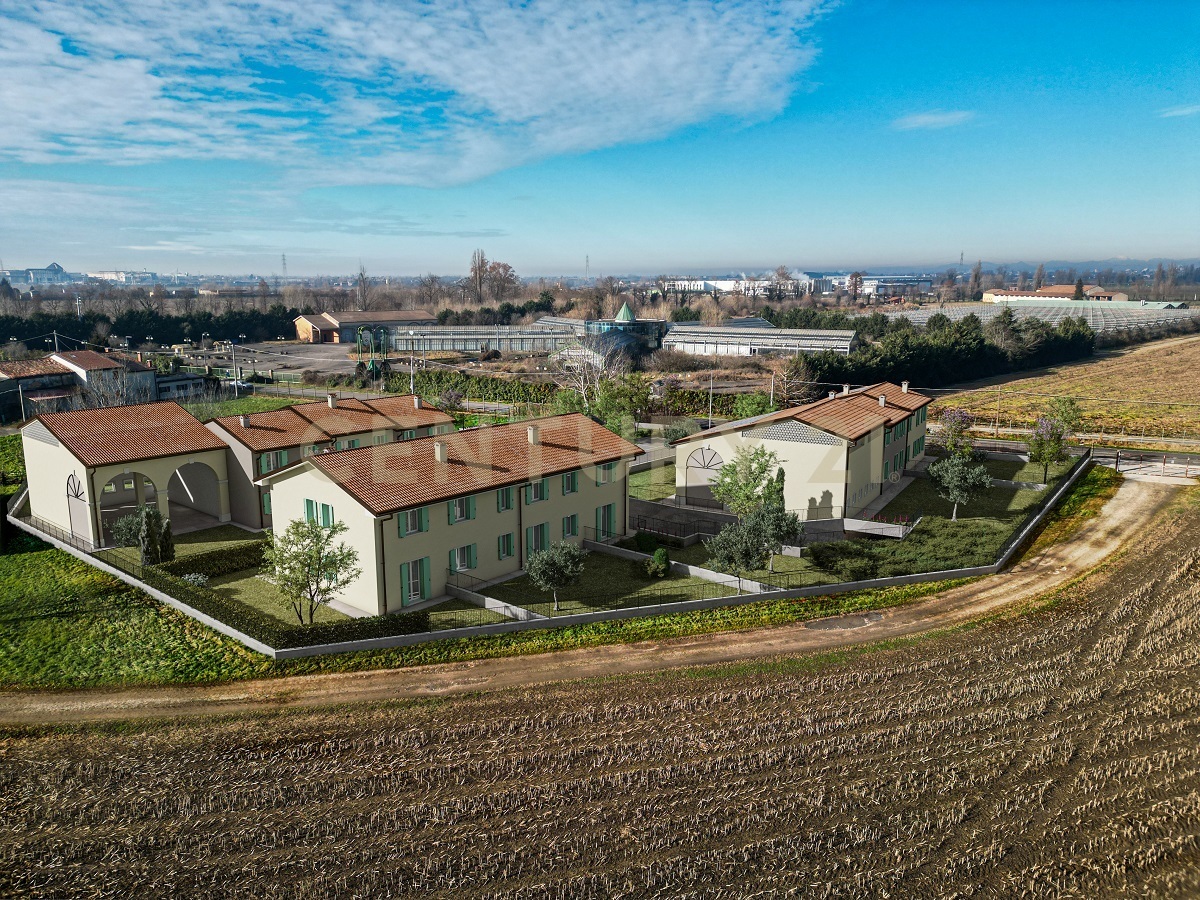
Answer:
[769,372,775,407]
[53,331,60,353]
[708,374,714,429]
[408,331,415,394]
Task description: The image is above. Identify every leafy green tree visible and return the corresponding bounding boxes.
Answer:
[750,500,802,573]
[551,389,587,415]
[661,418,699,443]
[644,547,670,578]
[526,541,588,611]
[938,408,976,457]
[709,445,781,517]
[263,519,362,624]
[705,501,802,583]
[159,518,175,563]
[595,373,653,429]
[928,452,993,521]
[732,391,774,420]
[1047,396,1082,434]
[1072,278,1085,302]
[1028,416,1069,483]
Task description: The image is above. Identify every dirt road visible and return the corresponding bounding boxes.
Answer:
[0,479,1176,726]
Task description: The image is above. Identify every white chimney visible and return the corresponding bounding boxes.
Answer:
[527,424,540,446]
[433,441,448,463]
[238,414,249,428]
[902,381,909,393]
[879,394,887,407]
[828,391,836,399]
[413,396,422,409]
[842,384,850,395]
[327,392,337,408]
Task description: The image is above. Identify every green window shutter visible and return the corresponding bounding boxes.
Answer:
[449,549,457,572]
[498,534,504,559]
[262,493,271,515]
[398,514,407,538]
[595,506,602,536]
[497,490,504,513]
[467,495,476,520]
[524,484,532,505]
[419,507,428,532]
[539,523,548,548]
[399,562,410,606]
[323,505,334,527]
[280,449,288,465]
[467,544,476,569]
[541,477,549,498]
[259,455,268,476]
[525,526,533,555]
[447,500,455,524]
[305,499,315,523]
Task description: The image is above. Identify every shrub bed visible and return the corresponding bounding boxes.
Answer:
[158,542,266,579]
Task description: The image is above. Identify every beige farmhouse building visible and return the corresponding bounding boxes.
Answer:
[671,381,931,520]
[207,393,453,531]
[259,414,642,615]
[21,401,233,549]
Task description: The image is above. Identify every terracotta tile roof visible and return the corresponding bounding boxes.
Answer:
[34,401,228,468]
[673,382,931,444]
[211,395,453,452]
[53,350,124,371]
[0,357,71,378]
[271,414,643,515]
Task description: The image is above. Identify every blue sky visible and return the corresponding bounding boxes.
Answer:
[0,0,1196,277]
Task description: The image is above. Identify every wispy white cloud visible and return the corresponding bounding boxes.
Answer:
[892,109,975,131]
[0,0,829,185]
[1159,104,1200,118]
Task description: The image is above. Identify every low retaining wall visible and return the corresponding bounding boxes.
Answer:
[447,584,547,621]
[582,539,767,593]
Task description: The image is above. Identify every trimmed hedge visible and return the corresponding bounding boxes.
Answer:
[129,561,432,652]
[158,542,266,579]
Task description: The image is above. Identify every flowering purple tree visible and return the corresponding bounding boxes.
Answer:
[939,407,975,457]
[1028,416,1068,483]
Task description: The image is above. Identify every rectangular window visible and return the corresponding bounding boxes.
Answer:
[526,479,548,503]
[124,478,134,491]
[347,438,360,449]
[450,544,477,572]
[562,471,578,495]
[402,429,416,441]
[306,500,334,526]
[597,461,617,485]
[103,482,115,494]
[595,503,617,539]
[400,557,430,607]
[399,507,427,537]
[498,532,515,560]
[259,449,289,475]
[454,497,469,521]
[373,433,390,445]
[562,514,578,538]
[526,522,549,554]
[497,486,514,512]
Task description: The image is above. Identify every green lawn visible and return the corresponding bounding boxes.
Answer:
[487,551,733,617]
[209,569,349,625]
[628,464,677,501]
[174,524,266,556]
[881,476,1046,523]
[669,542,840,588]
[425,598,512,630]
[0,527,977,690]
[981,457,1074,485]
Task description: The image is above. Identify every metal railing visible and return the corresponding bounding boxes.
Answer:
[632,513,726,542]
[13,511,96,553]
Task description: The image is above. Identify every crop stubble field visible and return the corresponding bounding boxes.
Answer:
[935,334,1200,440]
[3,491,1200,896]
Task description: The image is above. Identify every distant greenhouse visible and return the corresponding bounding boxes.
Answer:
[872,300,1200,335]
[662,325,858,357]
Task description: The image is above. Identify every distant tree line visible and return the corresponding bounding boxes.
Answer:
[759,305,1096,390]
[0,307,300,352]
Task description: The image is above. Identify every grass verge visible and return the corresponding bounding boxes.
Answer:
[0,524,972,690]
